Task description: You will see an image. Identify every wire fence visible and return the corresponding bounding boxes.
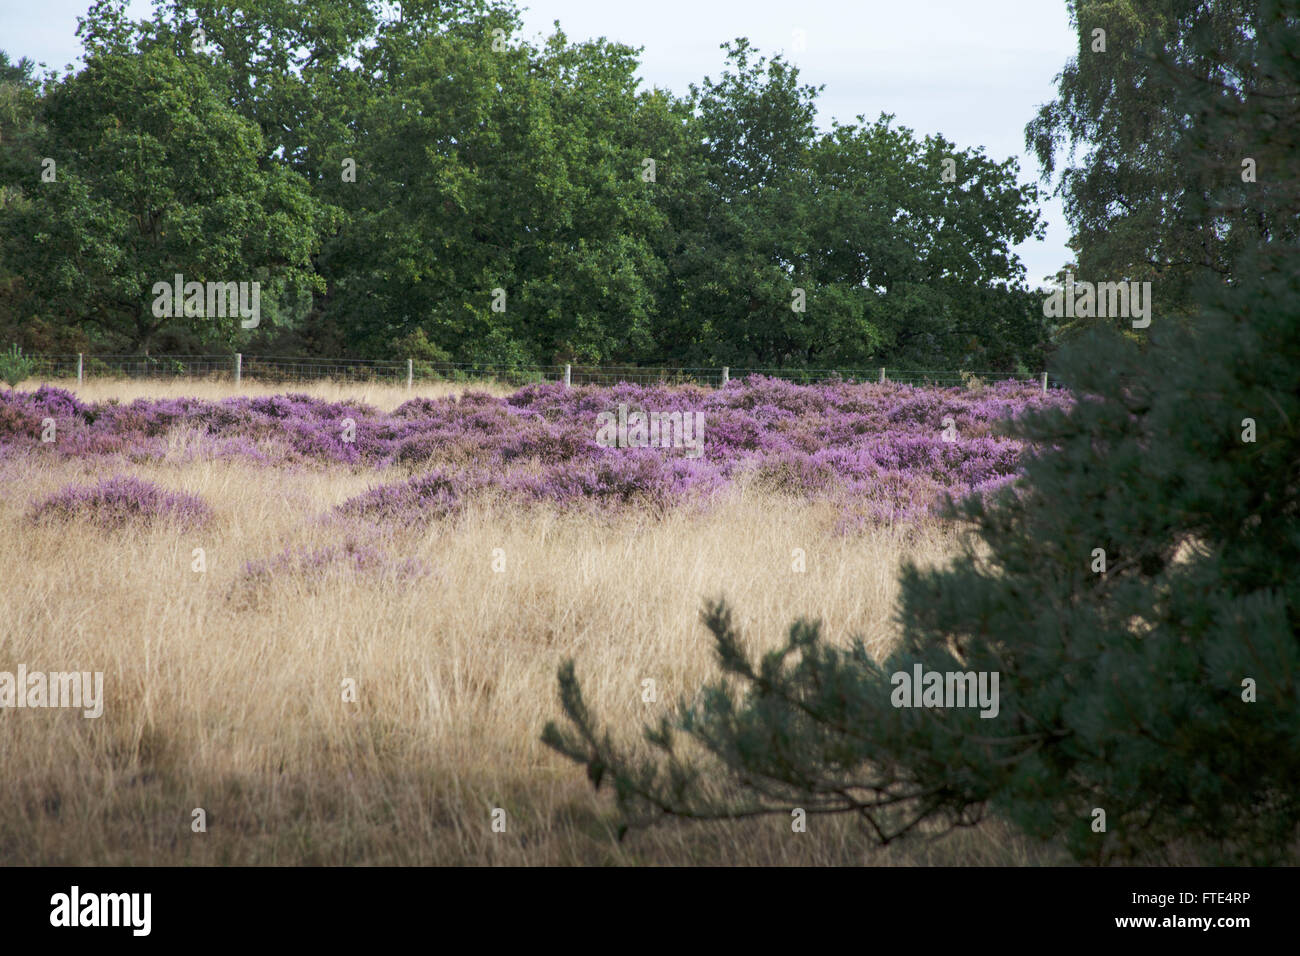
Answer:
[16,354,1060,391]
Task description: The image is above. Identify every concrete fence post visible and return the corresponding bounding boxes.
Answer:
[407,358,413,391]
[1041,371,1048,393]
[721,366,729,386]
[76,353,83,386]
[879,367,886,384]
[564,364,572,388]
[235,353,242,386]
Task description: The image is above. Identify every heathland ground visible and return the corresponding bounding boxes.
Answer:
[0,378,1063,864]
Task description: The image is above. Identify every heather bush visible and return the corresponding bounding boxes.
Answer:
[335,468,487,524]
[29,476,211,529]
[2,378,1069,527]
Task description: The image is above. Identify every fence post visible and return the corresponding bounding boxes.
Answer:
[235,353,242,386]
[76,353,83,386]
[564,364,571,388]
[721,366,729,387]
[407,358,413,391]
[879,367,886,384]
[1041,371,1048,394]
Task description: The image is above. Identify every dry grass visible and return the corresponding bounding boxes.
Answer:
[24,375,513,411]
[0,381,1057,865]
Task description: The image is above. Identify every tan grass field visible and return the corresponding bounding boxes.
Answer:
[23,375,513,410]
[0,380,1057,864]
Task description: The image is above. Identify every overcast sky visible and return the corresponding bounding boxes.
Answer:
[1,0,1077,287]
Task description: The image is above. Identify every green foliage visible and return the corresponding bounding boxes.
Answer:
[0,342,36,386]
[1,1,1046,368]
[0,13,325,353]
[543,601,998,844]
[1025,0,1298,325]
[652,42,1048,369]
[326,16,666,364]
[393,328,452,366]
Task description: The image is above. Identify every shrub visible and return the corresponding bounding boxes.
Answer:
[0,344,36,388]
[29,476,212,529]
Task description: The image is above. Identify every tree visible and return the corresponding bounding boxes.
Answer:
[544,3,1300,864]
[651,39,822,368]
[806,115,1046,369]
[149,0,384,184]
[146,0,386,354]
[0,11,324,352]
[654,41,1047,370]
[1025,0,1298,327]
[326,15,669,363]
[0,51,53,349]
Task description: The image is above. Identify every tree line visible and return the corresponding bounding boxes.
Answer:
[0,0,1050,371]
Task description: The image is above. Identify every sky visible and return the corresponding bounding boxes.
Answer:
[0,0,1078,287]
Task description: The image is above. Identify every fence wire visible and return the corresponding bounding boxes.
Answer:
[18,354,1058,390]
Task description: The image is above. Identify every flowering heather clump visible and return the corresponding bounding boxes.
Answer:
[335,468,488,524]
[508,449,728,512]
[28,475,211,529]
[3,377,1071,526]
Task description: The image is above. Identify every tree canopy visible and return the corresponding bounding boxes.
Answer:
[0,0,1049,370]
